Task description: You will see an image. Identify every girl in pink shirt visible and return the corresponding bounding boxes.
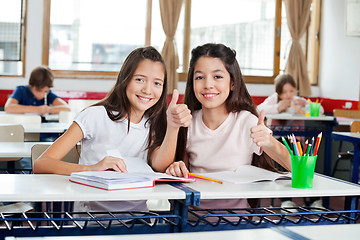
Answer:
[165,43,291,210]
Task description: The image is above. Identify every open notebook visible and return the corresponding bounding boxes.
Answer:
[70,157,195,191]
[194,165,291,184]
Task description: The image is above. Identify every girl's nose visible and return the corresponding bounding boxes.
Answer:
[141,82,151,94]
[204,77,214,89]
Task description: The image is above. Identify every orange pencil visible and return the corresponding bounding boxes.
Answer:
[188,172,223,184]
[313,132,322,156]
[297,141,303,156]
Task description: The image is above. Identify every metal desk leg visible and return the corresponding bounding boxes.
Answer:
[351,143,360,184]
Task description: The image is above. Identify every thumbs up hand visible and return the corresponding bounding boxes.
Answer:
[250,110,273,148]
[167,89,192,128]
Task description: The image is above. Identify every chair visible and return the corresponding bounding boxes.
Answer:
[0,124,33,214]
[31,144,81,212]
[67,99,99,114]
[0,124,25,170]
[332,121,360,178]
[31,144,81,168]
[0,113,42,141]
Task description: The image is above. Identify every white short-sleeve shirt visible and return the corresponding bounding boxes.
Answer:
[73,106,149,212]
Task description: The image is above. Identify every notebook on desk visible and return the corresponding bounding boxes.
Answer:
[195,165,291,184]
[69,157,195,191]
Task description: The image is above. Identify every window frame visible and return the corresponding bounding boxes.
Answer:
[42,0,321,84]
[0,0,27,77]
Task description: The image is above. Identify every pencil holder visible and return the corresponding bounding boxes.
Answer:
[291,155,317,189]
[310,103,321,117]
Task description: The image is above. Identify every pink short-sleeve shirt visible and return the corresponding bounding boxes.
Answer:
[186,110,262,210]
[187,110,261,173]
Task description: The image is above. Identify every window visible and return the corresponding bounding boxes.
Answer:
[43,0,320,84]
[0,0,26,76]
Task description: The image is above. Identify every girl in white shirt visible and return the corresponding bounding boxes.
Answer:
[165,43,291,210]
[257,74,307,115]
[34,46,191,213]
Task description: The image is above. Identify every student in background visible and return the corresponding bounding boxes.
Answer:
[257,74,307,115]
[34,47,191,213]
[165,43,291,211]
[258,73,323,210]
[5,66,70,115]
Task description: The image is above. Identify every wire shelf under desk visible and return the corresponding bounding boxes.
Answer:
[184,206,360,232]
[0,210,181,239]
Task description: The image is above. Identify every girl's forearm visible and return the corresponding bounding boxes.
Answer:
[150,126,180,172]
[263,137,291,171]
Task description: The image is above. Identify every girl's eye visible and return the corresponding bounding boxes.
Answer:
[214,75,223,79]
[194,75,203,80]
[135,78,144,82]
[154,81,162,87]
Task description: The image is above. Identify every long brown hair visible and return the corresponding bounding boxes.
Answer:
[176,43,277,171]
[95,46,168,164]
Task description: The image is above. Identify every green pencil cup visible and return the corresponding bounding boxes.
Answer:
[291,155,317,189]
[310,103,321,117]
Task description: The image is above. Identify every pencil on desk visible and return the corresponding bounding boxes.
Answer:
[290,103,305,115]
[188,172,223,184]
[44,92,48,105]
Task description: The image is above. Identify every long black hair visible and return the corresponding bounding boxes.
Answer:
[176,43,277,172]
[95,46,168,164]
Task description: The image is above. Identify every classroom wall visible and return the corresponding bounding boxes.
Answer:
[318,0,360,101]
[0,0,359,100]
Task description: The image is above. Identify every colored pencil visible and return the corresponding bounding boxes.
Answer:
[188,172,223,184]
[305,143,312,156]
[303,139,309,156]
[309,137,315,155]
[44,92,48,105]
[282,137,293,155]
[297,141,303,156]
[313,132,323,156]
[290,103,305,115]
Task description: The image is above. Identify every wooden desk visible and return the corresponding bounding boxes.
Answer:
[332,132,360,184]
[0,174,186,202]
[0,142,51,158]
[22,123,70,133]
[266,114,337,177]
[183,174,360,202]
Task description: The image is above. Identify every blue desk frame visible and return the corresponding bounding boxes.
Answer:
[331,132,360,184]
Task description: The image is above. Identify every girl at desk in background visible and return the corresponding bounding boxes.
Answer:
[257,73,324,116]
[258,73,324,210]
[5,66,70,115]
[34,46,191,213]
[257,74,307,115]
[165,43,291,211]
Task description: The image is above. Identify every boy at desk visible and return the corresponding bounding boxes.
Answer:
[5,66,70,116]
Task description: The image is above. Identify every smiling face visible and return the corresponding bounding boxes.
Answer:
[126,59,165,121]
[279,83,297,101]
[193,56,233,112]
[30,86,50,101]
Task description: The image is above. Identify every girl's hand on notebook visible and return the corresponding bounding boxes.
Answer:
[250,110,272,148]
[167,89,192,128]
[89,156,128,173]
[165,161,189,178]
